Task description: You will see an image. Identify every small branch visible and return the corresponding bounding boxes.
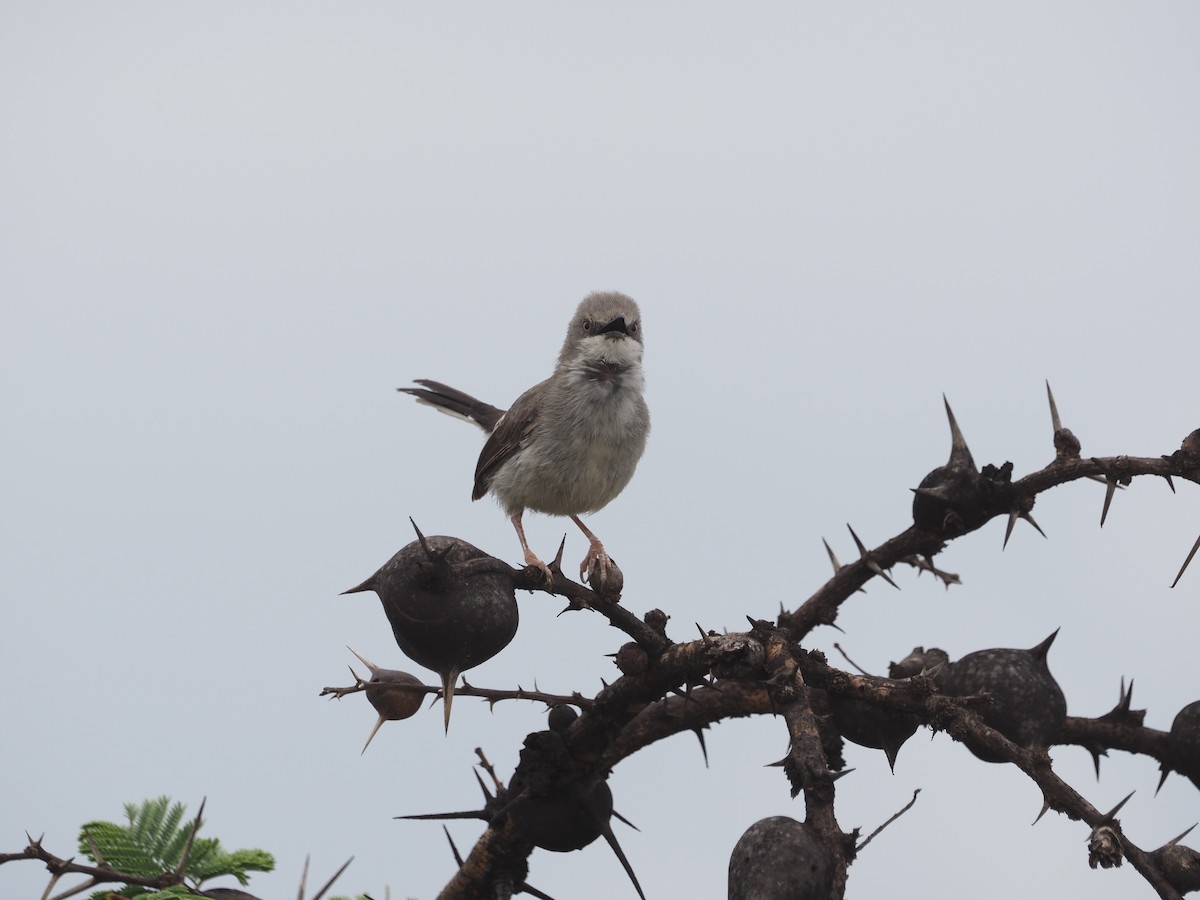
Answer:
[319,679,593,712]
[2,836,189,897]
[781,453,1200,638]
[857,789,921,852]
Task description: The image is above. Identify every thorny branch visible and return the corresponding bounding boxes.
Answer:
[404,400,1199,900]
[780,449,1200,639]
[320,675,594,712]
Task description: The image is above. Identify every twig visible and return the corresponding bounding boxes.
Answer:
[857,789,921,852]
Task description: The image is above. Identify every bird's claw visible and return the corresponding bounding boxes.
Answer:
[581,545,622,596]
[523,551,555,589]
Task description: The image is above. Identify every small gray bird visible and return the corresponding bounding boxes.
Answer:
[399,291,650,590]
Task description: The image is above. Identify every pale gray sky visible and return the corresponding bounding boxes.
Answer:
[3,4,1198,899]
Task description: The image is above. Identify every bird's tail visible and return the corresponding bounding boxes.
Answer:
[397,379,505,432]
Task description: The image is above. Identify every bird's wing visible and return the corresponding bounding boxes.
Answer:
[472,381,544,501]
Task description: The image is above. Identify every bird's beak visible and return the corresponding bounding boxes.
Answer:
[598,316,629,337]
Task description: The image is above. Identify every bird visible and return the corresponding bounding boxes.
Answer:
[398,291,650,591]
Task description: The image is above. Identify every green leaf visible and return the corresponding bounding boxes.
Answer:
[189,846,275,886]
[78,798,273,893]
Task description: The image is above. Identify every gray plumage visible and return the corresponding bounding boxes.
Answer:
[399,291,650,588]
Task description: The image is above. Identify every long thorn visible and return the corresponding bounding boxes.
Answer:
[443,826,464,867]
[601,826,646,900]
[1046,381,1063,433]
[312,856,354,900]
[297,854,310,900]
[1165,824,1198,847]
[1170,533,1200,588]
[347,645,381,676]
[1022,512,1047,539]
[1033,797,1053,825]
[1099,790,1135,823]
[846,524,898,587]
[361,715,388,755]
[1100,479,1117,527]
[943,395,976,471]
[823,538,842,572]
[442,669,459,733]
[410,517,434,559]
[175,797,206,878]
[846,523,868,556]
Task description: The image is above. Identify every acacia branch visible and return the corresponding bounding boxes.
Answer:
[319,677,593,711]
[400,422,1200,899]
[0,836,186,897]
[781,451,1200,639]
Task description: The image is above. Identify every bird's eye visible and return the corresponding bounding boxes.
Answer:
[629,322,638,334]
[582,320,592,331]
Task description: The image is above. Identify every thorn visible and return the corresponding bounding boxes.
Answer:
[410,517,434,559]
[443,826,464,867]
[347,646,382,677]
[764,736,796,767]
[297,853,310,900]
[340,574,376,596]
[911,484,951,501]
[696,623,713,646]
[1098,790,1135,824]
[847,524,898,589]
[831,767,856,782]
[866,559,899,589]
[612,810,640,832]
[601,825,646,900]
[1165,824,1198,847]
[1022,512,1047,539]
[823,538,842,572]
[1033,798,1053,825]
[832,642,872,677]
[442,668,459,733]
[825,537,866,593]
[1100,478,1118,527]
[311,856,354,900]
[1157,767,1171,795]
[1030,629,1060,661]
[1003,510,1018,550]
[552,534,566,569]
[397,809,490,822]
[361,715,388,755]
[943,395,976,471]
[845,523,868,556]
[472,768,494,803]
[1046,381,1063,433]
[1161,473,1176,493]
[176,797,206,879]
[883,740,901,773]
[1170,533,1200,588]
[693,727,710,768]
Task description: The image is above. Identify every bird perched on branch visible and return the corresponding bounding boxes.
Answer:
[399,291,650,591]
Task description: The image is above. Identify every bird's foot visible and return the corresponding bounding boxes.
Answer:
[581,541,623,596]
[523,549,555,588]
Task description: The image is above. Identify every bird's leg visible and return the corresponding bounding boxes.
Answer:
[570,515,613,590]
[510,509,553,587]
